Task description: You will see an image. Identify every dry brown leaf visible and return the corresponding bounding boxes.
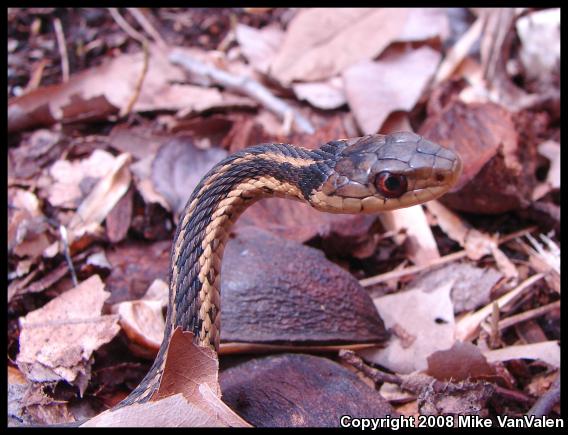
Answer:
[163,85,257,117]
[235,23,285,74]
[416,262,502,313]
[46,149,118,208]
[359,280,455,373]
[398,8,450,41]
[8,44,255,133]
[343,46,441,134]
[221,228,387,345]
[112,279,168,353]
[269,8,410,84]
[292,76,347,110]
[8,188,48,257]
[155,329,250,426]
[8,128,63,180]
[151,136,228,217]
[426,341,496,381]
[129,156,171,210]
[421,100,532,214]
[11,382,76,426]
[105,185,133,243]
[82,392,244,427]
[69,153,132,233]
[516,8,560,83]
[155,329,220,400]
[221,353,396,427]
[83,329,250,427]
[483,341,560,368]
[17,275,120,394]
[104,241,170,305]
[379,205,439,266]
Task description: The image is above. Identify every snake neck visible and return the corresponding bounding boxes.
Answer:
[120,141,344,405]
[167,142,344,348]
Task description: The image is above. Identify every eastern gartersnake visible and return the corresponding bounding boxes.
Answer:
[120,131,462,405]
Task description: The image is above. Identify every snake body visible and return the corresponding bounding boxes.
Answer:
[120,131,462,405]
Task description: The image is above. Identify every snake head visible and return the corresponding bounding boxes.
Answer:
[310,132,462,213]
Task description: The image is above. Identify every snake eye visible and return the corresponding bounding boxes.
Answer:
[375,172,408,198]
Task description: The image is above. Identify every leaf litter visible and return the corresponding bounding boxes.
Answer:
[7,7,560,427]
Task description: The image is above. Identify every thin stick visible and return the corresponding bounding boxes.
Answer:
[455,272,545,341]
[53,17,69,83]
[360,250,466,287]
[169,49,315,134]
[498,300,560,331]
[127,8,167,48]
[339,349,403,386]
[108,8,147,44]
[121,40,149,117]
[489,301,500,348]
[359,226,538,287]
[59,224,78,287]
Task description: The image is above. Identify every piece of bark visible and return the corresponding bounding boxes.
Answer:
[220,353,397,427]
[221,228,387,345]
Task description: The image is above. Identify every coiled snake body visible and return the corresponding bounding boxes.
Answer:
[121,131,462,405]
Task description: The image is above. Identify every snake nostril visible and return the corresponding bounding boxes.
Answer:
[435,174,445,183]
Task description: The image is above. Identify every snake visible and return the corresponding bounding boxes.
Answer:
[119,131,462,406]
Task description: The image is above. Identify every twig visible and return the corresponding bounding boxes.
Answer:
[121,40,149,117]
[169,49,315,134]
[359,226,538,287]
[127,8,167,48]
[53,17,69,83]
[360,250,466,287]
[527,373,561,417]
[23,58,48,93]
[489,301,500,349]
[59,224,78,287]
[455,272,545,341]
[494,385,534,404]
[107,8,151,118]
[498,300,560,331]
[108,8,147,45]
[339,349,402,386]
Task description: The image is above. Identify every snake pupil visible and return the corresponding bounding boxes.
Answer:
[375,171,408,198]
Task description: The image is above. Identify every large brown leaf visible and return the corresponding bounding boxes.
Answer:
[220,353,396,427]
[221,228,387,345]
